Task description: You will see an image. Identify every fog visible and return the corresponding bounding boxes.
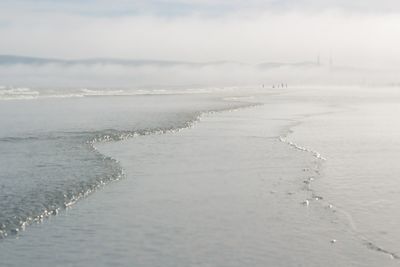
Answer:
[1,1,399,87]
[1,61,398,89]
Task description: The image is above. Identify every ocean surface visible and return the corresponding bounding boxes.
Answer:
[1,85,400,266]
[0,89,251,238]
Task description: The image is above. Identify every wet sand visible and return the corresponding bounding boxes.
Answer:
[0,92,397,266]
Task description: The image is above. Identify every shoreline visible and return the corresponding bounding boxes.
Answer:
[0,93,258,239]
[1,92,396,266]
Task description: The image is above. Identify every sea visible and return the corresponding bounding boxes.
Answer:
[0,85,400,266]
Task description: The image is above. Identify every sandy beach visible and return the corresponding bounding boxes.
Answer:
[1,89,399,266]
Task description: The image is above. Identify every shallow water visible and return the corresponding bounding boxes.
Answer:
[1,87,400,266]
[0,93,249,238]
[284,86,400,259]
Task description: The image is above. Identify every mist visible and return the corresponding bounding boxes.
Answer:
[1,1,400,87]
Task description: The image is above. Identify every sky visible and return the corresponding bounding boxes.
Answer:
[0,1,399,67]
[0,1,399,87]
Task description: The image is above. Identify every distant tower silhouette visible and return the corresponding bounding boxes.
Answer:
[317,54,321,66]
[329,52,333,70]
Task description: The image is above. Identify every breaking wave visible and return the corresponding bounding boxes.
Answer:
[0,86,246,101]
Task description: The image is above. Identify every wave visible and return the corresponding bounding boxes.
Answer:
[80,88,125,96]
[0,87,40,100]
[279,116,400,261]
[0,138,124,239]
[0,87,122,100]
[279,136,327,161]
[0,98,257,239]
[0,86,248,101]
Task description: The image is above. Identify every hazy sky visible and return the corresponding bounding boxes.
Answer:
[1,1,400,69]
